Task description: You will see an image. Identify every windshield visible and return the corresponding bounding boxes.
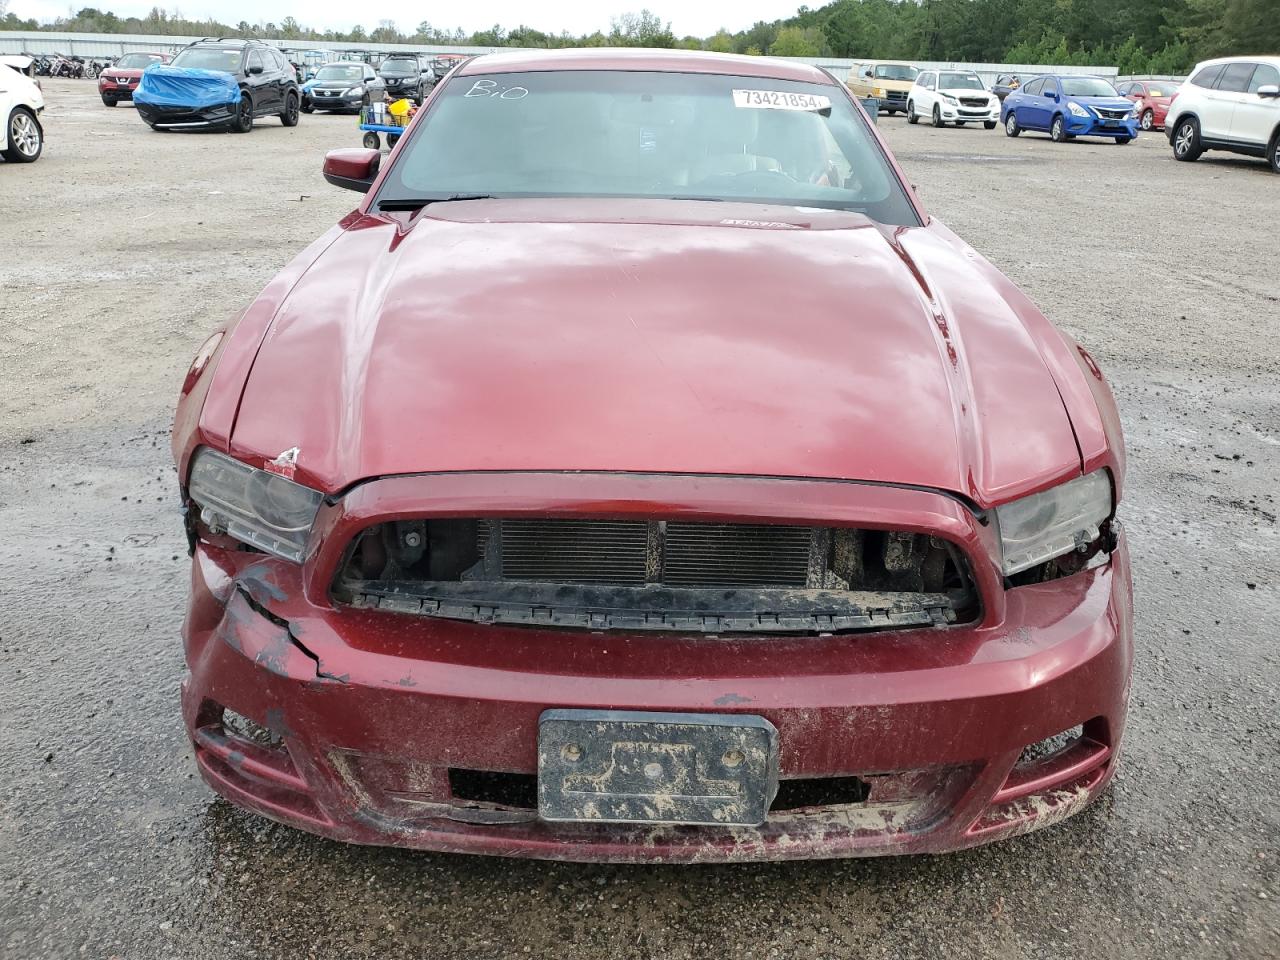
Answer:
[316,65,362,82]
[874,65,917,81]
[1061,77,1118,97]
[376,70,918,225]
[938,73,985,91]
[381,59,417,76]
[171,47,242,73]
[116,53,162,69]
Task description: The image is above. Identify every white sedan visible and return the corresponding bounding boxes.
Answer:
[1,56,45,163]
[907,70,1000,129]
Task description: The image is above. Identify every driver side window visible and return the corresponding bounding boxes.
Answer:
[1023,78,1044,96]
[247,49,265,74]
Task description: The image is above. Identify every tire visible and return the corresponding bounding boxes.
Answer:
[387,133,401,148]
[1172,117,1202,162]
[362,131,380,150]
[1050,115,1067,142]
[1004,112,1020,137]
[984,120,997,130]
[101,95,117,107]
[956,120,967,126]
[2,107,42,162]
[280,92,299,127]
[932,105,944,128]
[1141,109,1154,131]
[415,86,424,106]
[232,94,253,133]
[301,101,314,114]
[1115,136,1132,145]
[1268,131,1280,174]
[906,100,918,124]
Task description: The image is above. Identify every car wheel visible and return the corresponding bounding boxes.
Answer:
[415,87,424,106]
[387,133,401,148]
[2,107,42,162]
[906,100,918,124]
[233,94,253,133]
[1141,109,1154,131]
[984,120,997,129]
[101,95,117,107]
[955,120,967,126]
[932,105,944,128]
[1269,131,1280,174]
[1173,117,1202,162]
[1115,136,1132,145]
[301,100,314,114]
[1004,112,1019,137]
[1050,115,1067,142]
[280,92,299,127]
[362,131,380,150]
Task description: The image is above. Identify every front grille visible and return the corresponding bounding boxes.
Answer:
[959,97,989,107]
[885,91,908,103]
[1093,107,1129,120]
[334,517,979,634]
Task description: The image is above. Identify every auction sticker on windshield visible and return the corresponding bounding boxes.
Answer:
[732,89,831,111]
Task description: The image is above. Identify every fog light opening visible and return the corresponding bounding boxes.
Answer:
[221,707,285,750]
[1016,723,1083,769]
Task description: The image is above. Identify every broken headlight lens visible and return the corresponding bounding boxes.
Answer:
[187,447,323,563]
[995,469,1113,576]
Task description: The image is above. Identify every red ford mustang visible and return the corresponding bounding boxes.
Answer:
[173,49,1132,862]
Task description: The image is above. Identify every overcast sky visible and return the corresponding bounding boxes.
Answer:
[8,1,802,37]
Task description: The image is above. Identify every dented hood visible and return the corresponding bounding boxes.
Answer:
[229,199,1083,505]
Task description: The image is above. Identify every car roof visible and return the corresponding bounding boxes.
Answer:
[1195,54,1280,68]
[456,47,832,84]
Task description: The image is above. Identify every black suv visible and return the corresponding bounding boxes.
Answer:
[377,55,427,105]
[135,38,300,132]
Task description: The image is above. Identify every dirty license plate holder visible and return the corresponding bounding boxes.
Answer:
[537,709,778,827]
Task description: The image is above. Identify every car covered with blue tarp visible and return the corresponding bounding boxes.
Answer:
[133,38,300,133]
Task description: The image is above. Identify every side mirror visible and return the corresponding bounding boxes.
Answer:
[248,65,264,75]
[1258,84,1280,99]
[323,148,381,193]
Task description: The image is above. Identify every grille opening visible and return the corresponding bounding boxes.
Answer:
[334,518,979,633]
[770,776,872,811]
[448,768,538,810]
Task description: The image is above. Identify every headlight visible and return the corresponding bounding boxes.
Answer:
[187,447,323,562]
[1067,101,1090,118]
[994,470,1113,576]
[344,85,364,97]
[942,93,958,104]
[873,87,885,97]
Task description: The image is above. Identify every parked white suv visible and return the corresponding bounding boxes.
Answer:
[1167,56,1280,173]
[1,55,45,163]
[907,70,1000,129]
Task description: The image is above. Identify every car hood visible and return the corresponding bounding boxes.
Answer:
[227,200,1084,505]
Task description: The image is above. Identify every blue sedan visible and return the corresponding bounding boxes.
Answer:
[1001,75,1140,143]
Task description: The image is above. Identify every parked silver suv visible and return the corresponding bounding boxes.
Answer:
[1167,56,1280,173]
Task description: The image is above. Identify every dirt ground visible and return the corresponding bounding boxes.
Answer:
[1,79,1277,960]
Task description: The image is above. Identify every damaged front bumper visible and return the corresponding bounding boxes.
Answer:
[135,101,237,129]
[179,473,1133,863]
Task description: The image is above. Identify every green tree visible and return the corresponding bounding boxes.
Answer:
[609,10,675,47]
[769,26,822,57]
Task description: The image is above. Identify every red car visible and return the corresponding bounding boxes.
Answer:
[173,49,1132,862]
[1118,79,1177,131]
[97,51,169,106]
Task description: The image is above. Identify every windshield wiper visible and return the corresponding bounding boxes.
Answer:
[377,194,496,211]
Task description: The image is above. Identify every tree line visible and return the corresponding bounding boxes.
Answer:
[2,1,1275,74]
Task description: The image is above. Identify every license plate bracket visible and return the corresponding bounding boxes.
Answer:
[537,709,778,827]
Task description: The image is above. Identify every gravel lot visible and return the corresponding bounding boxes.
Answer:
[2,78,1277,960]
